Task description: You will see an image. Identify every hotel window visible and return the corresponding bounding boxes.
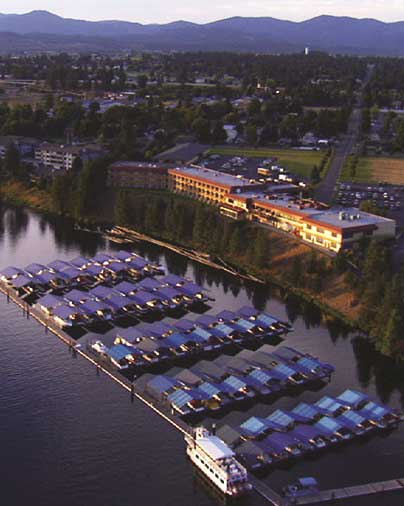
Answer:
[331,232,337,238]
[316,237,324,244]
[306,224,312,230]
[317,227,325,234]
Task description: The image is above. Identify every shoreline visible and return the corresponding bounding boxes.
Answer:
[0,186,359,333]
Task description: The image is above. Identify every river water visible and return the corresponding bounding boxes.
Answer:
[1,206,404,506]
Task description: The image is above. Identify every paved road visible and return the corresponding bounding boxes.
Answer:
[315,65,374,204]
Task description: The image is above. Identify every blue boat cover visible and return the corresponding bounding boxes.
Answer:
[337,390,369,408]
[114,250,134,261]
[114,281,137,295]
[70,256,90,268]
[292,424,324,440]
[81,300,110,314]
[198,382,222,397]
[53,304,85,319]
[337,410,366,427]
[216,310,237,321]
[174,319,195,332]
[64,289,89,304]
[137,277,163,290]
[314,417,343,434]
[33,272,55,284]
[266,432,298,450]
[266,409,295,429]
[48,260,71,271]
[37,294,63,308]
[196,314,218,327]
[0,266,23,278]
[222,375,247,391]
[238,306,259,318]
[62,267,83,279]
[106,294,131,310]
[290,403,319,422]
[240,417,271,436]
[107,344,138,361]
[147,375,179,395]
[180,282,204,296]
[256,313,278,326]
[90,285,112,299]
[92,253,114,264]
[161,273,187,286]
[143,322,173,337]
[131,290,158,304]
[12,275,33,288]
[117,327,145,343]
[107,261,129,274]
[24,263,46,275]
[164,333,188,348]
[315,396,345,415]
[84,264,104,276]
[156,286,182,299]
[127,257,148,270]
[189,327,212,343]
[358,401,390,419]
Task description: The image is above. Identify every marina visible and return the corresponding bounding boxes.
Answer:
[0,207,404,504]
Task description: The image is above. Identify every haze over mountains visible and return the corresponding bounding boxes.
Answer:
[0,10,404,55]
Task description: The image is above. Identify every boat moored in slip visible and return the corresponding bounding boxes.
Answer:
[185,427,252,497]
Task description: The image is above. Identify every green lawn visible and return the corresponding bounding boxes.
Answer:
[340,155,404,184]
[208,147,325,177]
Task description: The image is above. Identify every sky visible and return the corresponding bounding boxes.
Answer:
[2,1,404,24]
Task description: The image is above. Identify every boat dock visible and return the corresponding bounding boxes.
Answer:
[251,475,404,506]
[106,226,265,284]
[0,280,190,437]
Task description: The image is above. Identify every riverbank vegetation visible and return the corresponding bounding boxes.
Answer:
[1,157,404,361]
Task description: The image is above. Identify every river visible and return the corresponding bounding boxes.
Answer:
[1,205,404,506]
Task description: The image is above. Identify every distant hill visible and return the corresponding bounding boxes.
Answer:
[1,10,404,55]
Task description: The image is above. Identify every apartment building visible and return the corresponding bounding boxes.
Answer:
[35,143,104,171]
[108,162,171,189]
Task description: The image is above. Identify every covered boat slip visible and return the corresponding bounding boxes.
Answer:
[132,345,335,417]
[0,250,164,295]
[87,308,294,372]
[217,389,402,471]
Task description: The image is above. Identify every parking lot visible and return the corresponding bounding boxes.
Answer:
[335,182,403,211]
[199,153,298,183]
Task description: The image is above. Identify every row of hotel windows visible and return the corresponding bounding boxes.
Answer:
[305,233,338,249]
[306,224,339,238]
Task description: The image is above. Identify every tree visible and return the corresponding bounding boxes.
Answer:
[253,230,269,269]
[4,143,20,177]
[115,190,132,225]
[192,118,211,143]
[211,121,227,145]
[310,165,320,184]
[71,156,83,174]
[246,125,257,145]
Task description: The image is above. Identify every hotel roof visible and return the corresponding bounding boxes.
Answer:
[169,166,266,191]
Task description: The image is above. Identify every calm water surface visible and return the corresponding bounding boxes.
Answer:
[1,206,403,506]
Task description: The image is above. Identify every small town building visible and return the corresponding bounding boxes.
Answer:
[108,161,172,189]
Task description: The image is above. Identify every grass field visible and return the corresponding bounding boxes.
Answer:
[208,147,325,177]
[340,156,404,184]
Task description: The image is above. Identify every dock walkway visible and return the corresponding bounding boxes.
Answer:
[0,281,190,437]
[295,478,404,505]
[2,280,404,506]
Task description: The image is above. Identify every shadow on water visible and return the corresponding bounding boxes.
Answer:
[5,206,29,248]
[352,336,404,406]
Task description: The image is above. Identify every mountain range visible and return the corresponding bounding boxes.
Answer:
[0,10,403,55]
